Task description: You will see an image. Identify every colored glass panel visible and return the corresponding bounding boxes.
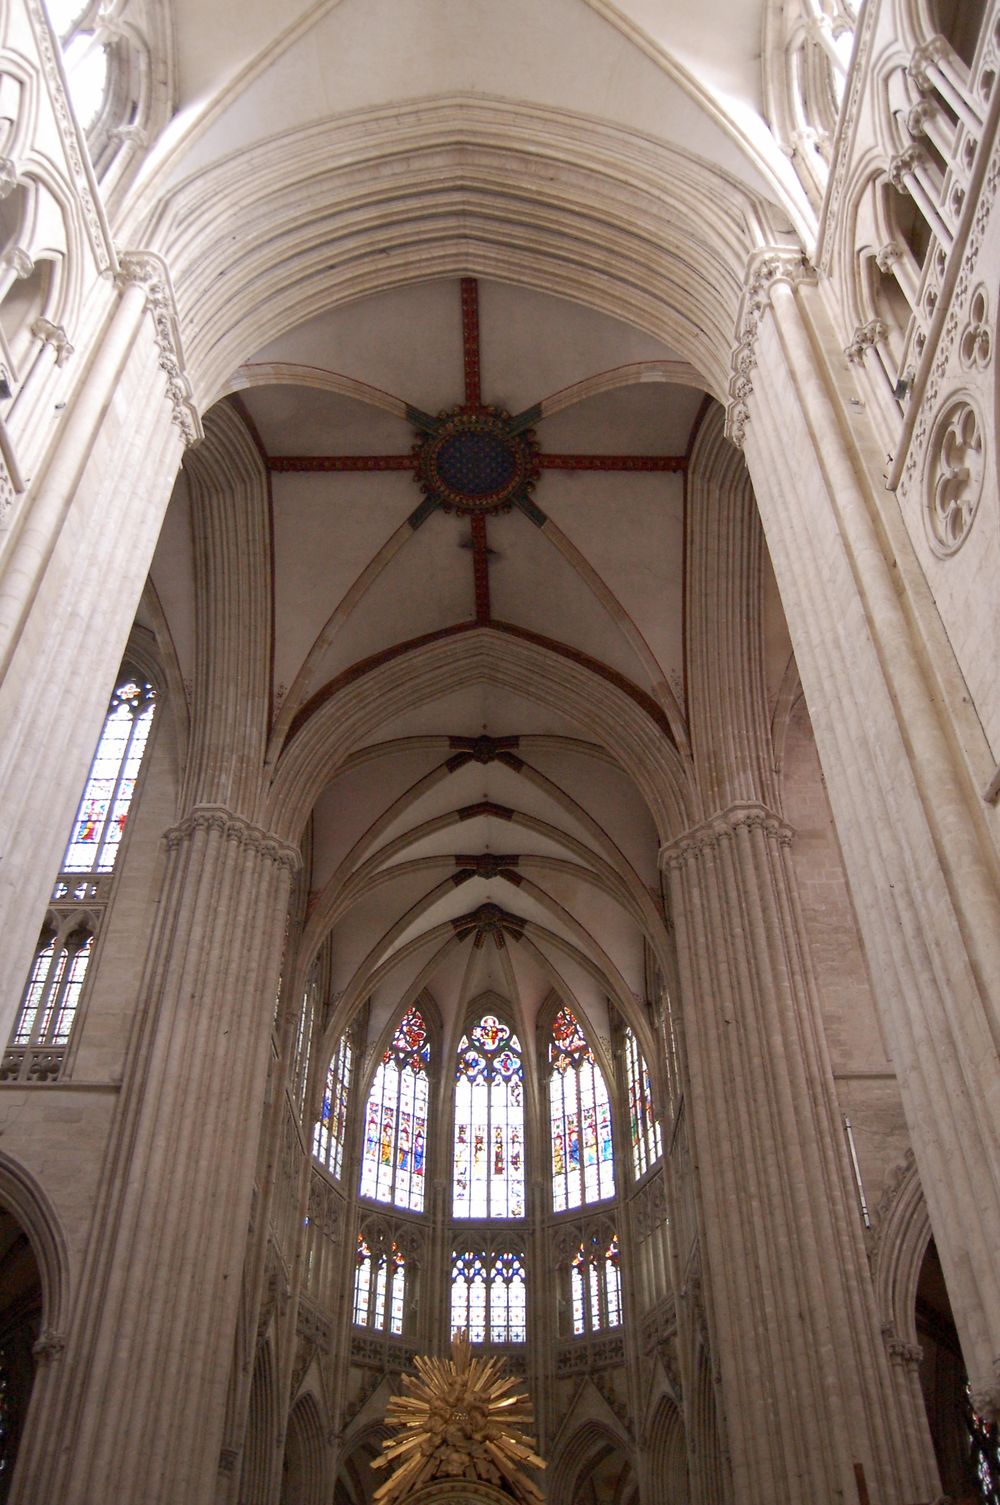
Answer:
[453,1014,524,1219]
[450,1247,526,1344]
[313,1032,353,1179]
[549,1007,615,1211]
[13,930,93,1048]
[62,677,156,875]
[624,1027,662,1179]
[359,1010,429,1211]
[353,1236,406,1336]
[570,1232,621,1337]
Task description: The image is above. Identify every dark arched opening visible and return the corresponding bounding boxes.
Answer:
[0,1206,42,1504]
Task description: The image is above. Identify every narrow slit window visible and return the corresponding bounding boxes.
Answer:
[624,1027,662,1179]
[313,1031,353,1180]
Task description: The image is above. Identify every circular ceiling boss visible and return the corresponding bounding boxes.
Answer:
[413,407,539,515]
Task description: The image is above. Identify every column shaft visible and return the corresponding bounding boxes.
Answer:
[16,807,299,1505]
[666,803,918,1505]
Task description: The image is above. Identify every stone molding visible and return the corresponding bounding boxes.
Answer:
[164,805,301,874]
[726,248,815,445]
[23,0,114,269]
[114,251,203,446]
[659,801,793,871]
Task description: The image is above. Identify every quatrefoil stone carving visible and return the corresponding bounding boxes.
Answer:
[925,395,985,555]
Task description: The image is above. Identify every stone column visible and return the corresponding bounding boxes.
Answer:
[736,259,1000,1421]
[664,803,918,1505]
[0,259,189,1038]
[15,806,299,1505]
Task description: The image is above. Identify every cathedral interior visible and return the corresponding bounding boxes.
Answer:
[0,0,998,1502]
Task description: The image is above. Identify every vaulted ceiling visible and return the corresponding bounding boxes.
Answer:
[143,272,793,1085]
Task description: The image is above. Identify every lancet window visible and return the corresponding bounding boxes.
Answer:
[450,1245,527,1344]
[359,1009,429,1212]
[624,1027,662,1180]
[61,675,157,875]
[548,1007,615,1212]
[313,1029,354,1180]
[570,1231,622,1337]
[453,1013,525,1219]
[353,1233,406,1336]
[3,670,157,1082]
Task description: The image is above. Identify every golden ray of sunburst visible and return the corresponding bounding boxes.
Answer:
[372,1331,545,1504]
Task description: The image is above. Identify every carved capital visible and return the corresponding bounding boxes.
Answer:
[908,35,950,92]
[875,240,904,273]
[969,1372,1000,1425]
[32,1328,66,1363]
[845,319,887,363]
[888,146,927,192]
[31,317,74,366]
[110,123,149,147]
[1,247,33,280]
[906,99,937,138]
[165,806,302,873]
[661,801,793,871]
[0,159,17,199]
[114,250,203,446]
[727,248,815,446]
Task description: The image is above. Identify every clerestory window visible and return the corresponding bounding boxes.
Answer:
[453,1013,525,1220]
[548,1006,615,1211]
[450,1244,526,1344]
[624,1026,662,1180]
[359,1009,430,1212]
[313,1029,354,1181]
[3,669,157,1083]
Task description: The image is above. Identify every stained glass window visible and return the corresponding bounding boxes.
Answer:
[450,1246,526,1344]
[359,1009,429,1212]
[313,1032,353,1180]
[968,1385,1000,1505]
[453,1014,524,1219]
[353,1235,406,1336]
[62,676,156,875]
[624,1027,662,1179]
[570,1232,622,1337]
[549,1007,615,1211]
[11,924,92,1050]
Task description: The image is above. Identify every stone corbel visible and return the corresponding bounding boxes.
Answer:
[114,250,204,447]
[0,159,17,199]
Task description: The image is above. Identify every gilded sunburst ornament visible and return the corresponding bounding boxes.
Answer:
[372,1331,545,1504]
